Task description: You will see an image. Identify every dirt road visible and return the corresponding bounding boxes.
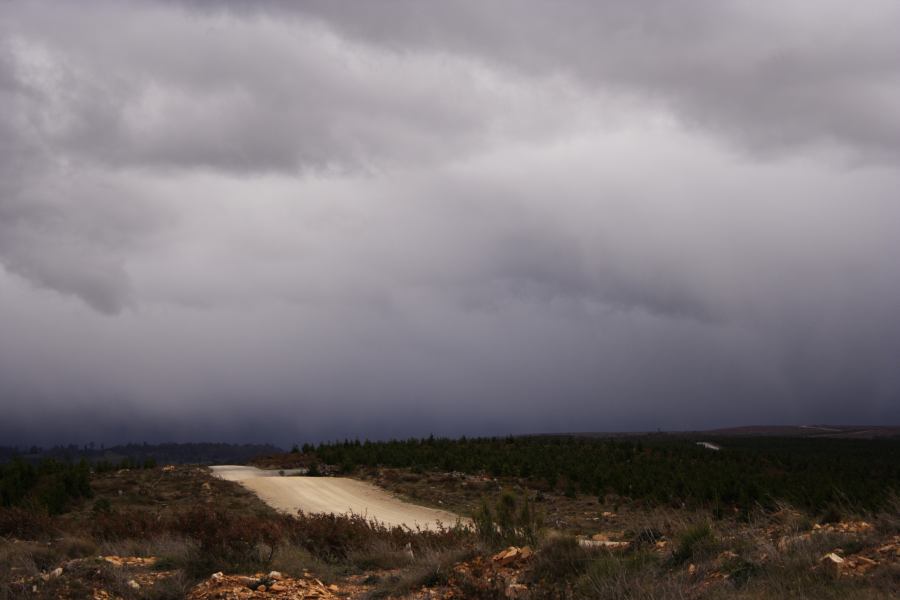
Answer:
[210,465,464,529]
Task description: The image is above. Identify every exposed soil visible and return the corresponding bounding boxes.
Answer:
[210,466,465,529]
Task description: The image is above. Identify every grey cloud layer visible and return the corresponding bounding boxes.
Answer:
[0,0,898,445]
[190,0,900,162]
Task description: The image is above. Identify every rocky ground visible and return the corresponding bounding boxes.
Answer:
[12,530,900,599]
[3,464,900,599]
[187,570,341,599]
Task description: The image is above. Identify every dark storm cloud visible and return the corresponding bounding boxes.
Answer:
[1,0,899,446]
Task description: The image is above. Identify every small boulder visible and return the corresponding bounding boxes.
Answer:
[718,550,739,561]
[820,552,845,576]
[493,547,521,566]
[852,556,878,574]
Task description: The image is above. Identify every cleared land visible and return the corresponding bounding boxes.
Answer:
[210,465,464,529]
[4,443,900,599]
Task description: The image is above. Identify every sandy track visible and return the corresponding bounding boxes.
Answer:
[210,466,464,529]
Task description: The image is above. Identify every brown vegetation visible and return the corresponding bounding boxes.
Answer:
[2,461,900,599]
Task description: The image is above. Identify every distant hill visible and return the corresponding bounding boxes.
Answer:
[0,442,283,465]
[539,425,900,440]
[702,425,900,439]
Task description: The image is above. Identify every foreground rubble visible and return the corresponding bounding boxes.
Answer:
[816,534,900,578]
[8,555,178,599]
[187,571,340,600]
[436,545,535,599]
[4,490,900,600]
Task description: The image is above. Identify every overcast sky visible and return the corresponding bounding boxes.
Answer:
[2,1,899,447]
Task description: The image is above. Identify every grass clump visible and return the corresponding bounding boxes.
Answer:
[281,510,471,564]
[575,550,665,599]
[671,522,718,565]
[371,547,474,598]
[175,507,283,578]
[0,506,56,539]
[528,535,591,584]
[474,491,542,549]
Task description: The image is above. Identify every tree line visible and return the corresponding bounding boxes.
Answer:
[309,435,900,512]
[0,457,92,515]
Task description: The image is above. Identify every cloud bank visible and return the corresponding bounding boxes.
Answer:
[1,0,899,445]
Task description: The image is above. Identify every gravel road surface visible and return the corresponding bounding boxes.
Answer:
[210,465,464,529]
